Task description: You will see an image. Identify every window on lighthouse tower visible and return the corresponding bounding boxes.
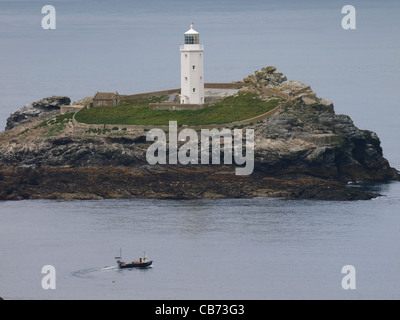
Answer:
[184,34,199,44]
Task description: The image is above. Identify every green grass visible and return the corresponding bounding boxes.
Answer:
[45,123,66,137]
[19,112,75,137]
[74,92,281,126]
[33,112,74,129]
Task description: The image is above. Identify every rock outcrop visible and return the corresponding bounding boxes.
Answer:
[0,67,397,201]
[5,96,71,131]
[250,68,398,182]
[243,66,288,90]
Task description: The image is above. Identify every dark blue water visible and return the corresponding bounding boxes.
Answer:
[0,0,400,299]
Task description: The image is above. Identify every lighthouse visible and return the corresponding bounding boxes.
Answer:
[180,23,204,105]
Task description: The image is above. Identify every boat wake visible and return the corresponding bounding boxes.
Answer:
[102,266,119,271]
[372,195,400,201]
[71,266,118,278]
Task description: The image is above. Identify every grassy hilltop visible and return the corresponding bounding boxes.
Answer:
[74,92,280,126]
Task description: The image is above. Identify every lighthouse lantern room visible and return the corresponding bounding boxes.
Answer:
[180,23,204,105]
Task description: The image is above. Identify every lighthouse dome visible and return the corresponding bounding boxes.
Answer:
[185,23,199,35]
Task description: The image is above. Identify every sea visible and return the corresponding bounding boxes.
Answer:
[0,0,399,300]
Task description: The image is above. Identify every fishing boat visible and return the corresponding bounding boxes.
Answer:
[115,249,153,269]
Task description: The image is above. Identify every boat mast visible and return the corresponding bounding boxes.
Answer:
[115,248,122,260]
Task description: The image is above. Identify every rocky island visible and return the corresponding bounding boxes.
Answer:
[0,67,398,201]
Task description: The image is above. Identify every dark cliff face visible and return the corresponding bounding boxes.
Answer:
[253,94,398,182]
[5,96,71,131]
[0,68,398,200]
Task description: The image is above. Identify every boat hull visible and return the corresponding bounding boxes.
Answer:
[118,261,153,269]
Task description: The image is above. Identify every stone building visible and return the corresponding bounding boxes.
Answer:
[92,91,120,107]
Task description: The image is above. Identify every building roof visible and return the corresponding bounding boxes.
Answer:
[93,91,119,100]
[184,23,199,35]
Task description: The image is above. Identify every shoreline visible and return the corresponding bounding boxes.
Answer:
[0,165,388,201]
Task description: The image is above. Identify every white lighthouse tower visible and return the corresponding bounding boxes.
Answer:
[180,23,204,105]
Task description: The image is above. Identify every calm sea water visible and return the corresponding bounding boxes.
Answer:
[0,182,400,300]
[0,0,400,300]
